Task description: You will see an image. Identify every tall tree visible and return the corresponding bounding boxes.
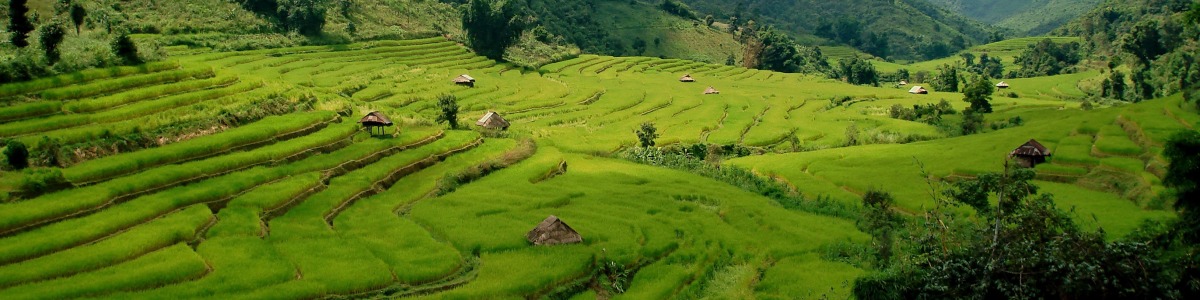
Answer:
[636,123,659,147]
[277,0,330,36]
[8,0,35,48]
[39,21,67,65]
[963,75,994,113]
[436,94,460,129]
[69,2,87,34]
[1165,130,1200,241]
[462,0,526,61]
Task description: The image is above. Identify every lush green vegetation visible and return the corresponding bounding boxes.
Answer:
[0,3,1196,296]
[928,0,1103,35]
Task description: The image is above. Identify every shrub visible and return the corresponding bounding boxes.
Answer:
[4,140,30,170]
[38,21,67,65]
[436,94,459,129]
[112,32,141,64]
[16,168,69,199]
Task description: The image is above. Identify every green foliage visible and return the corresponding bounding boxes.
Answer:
[837,56,879,86]
[889,100,956,124]
[858,190,898,262]
[660,0,697,19]
[278,0,330,36]
[111,32,141,65]
[1165,130,1200,240]
[960,109,985,135]
[857,168,1177,298]
[637,122,659,147]
[436,94,460,129]
[745,27,830,74]
[15,168,68,199]
[69,2,86,35]
[962,52,1004,78]
[1011,38,1081,78]
[931,64,960,92]
[963,75,994,113]
[4,140,30,170]
[844,123,859,146]
[38,21,68,65]
[8,0,34,48]
[462,0,526,61]
[926,0,1102,35]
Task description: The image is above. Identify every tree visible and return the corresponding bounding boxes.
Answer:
[39,21,67,65]
[1165,130,1200,241]
[704,14,714,27]
[4,140,30,170]
[962,75,994,113]
[859,190,899,262]
[436,94,459,129]
[69,2,86,34]
[838,56,879,86]
[855,168,1175,299]
[931,64,959,92]
[636,123,659,147]
[112,31,141,64]
[845,122,859,146]
[1013,39,1082,77]
[8,0,34,48]
[961,109,984,135]
[277,0,330,36]
[462,0,526,61]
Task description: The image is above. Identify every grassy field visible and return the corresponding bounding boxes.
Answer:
[0,36,1190,298]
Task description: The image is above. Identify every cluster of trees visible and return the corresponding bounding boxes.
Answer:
[855,131,1200,298]
[462,0,526,61]
[659,0,697,20]
[888,100,956,124]
[233,0,330,36]
[814,18,890,58]
[1011,38,1083,78]
[959,52,1003,78]
[837,56,879,86]
[1061,0,1197,103]
[2,0,144,83]
[742,26,831,75]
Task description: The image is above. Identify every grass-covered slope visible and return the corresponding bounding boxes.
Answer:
[0,35,1192,298]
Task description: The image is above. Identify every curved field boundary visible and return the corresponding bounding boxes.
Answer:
[0,244,208,300]
[0,62,180,99]
[65,111,342,185]
[0,122,381,237]
[38,67,214,101]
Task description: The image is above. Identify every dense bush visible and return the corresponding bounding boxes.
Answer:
[15,168,69,199]
[888,100,956,124]
[837,56,879,86]
[462,0,526,61]
[4,140,30,170]
[1011,38,1082,78]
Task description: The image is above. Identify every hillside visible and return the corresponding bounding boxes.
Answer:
[0,34,1193,298]
[928,0,1102,35]
[678,0,996,61]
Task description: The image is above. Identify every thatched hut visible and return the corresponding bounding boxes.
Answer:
[358,111,394,136]
[680,74,696,82]
[476,111,510,130]
[526,215,582,246]
[899,80,908,86]
[908,86,928,94]
[453,74,476,88]
[703,86,720,94]
[996,81,1010,89]
[1010,139,1051,168]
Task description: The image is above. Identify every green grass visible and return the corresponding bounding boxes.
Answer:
[0,36,1190,299]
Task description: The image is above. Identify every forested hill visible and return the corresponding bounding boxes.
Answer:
[927,0,1103,35]
[677,0,995,61]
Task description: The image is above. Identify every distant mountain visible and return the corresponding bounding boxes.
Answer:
[927,0,1102,35]
[678,0,996,61]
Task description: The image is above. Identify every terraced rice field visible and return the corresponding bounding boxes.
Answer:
[0,37,1191,299]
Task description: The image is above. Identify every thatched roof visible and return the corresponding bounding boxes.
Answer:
[453,74,476,83]
[358,111,394,127]
[899,80,908,86]
[703,86,720,94]
[476,111,510,130]
[996,81,1010,88]
[680,74,695,82]
[908,86,928,94]
[526,215,582,246]
[1010,139,1051,157]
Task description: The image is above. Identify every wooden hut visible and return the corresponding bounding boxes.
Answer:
[703,86,720,94]
[996,81,1010,89]
[358,111,394,136]
[680,74,696,82]
[526,215,582,246]
[908,86,928,94]
[1010,139,1052,168]
[453,74,476,87]
[476,111,510,130]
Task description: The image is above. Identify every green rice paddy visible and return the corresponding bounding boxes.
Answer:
[0,36,1191,299]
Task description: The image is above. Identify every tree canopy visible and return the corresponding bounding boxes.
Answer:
[462,0,527,61]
